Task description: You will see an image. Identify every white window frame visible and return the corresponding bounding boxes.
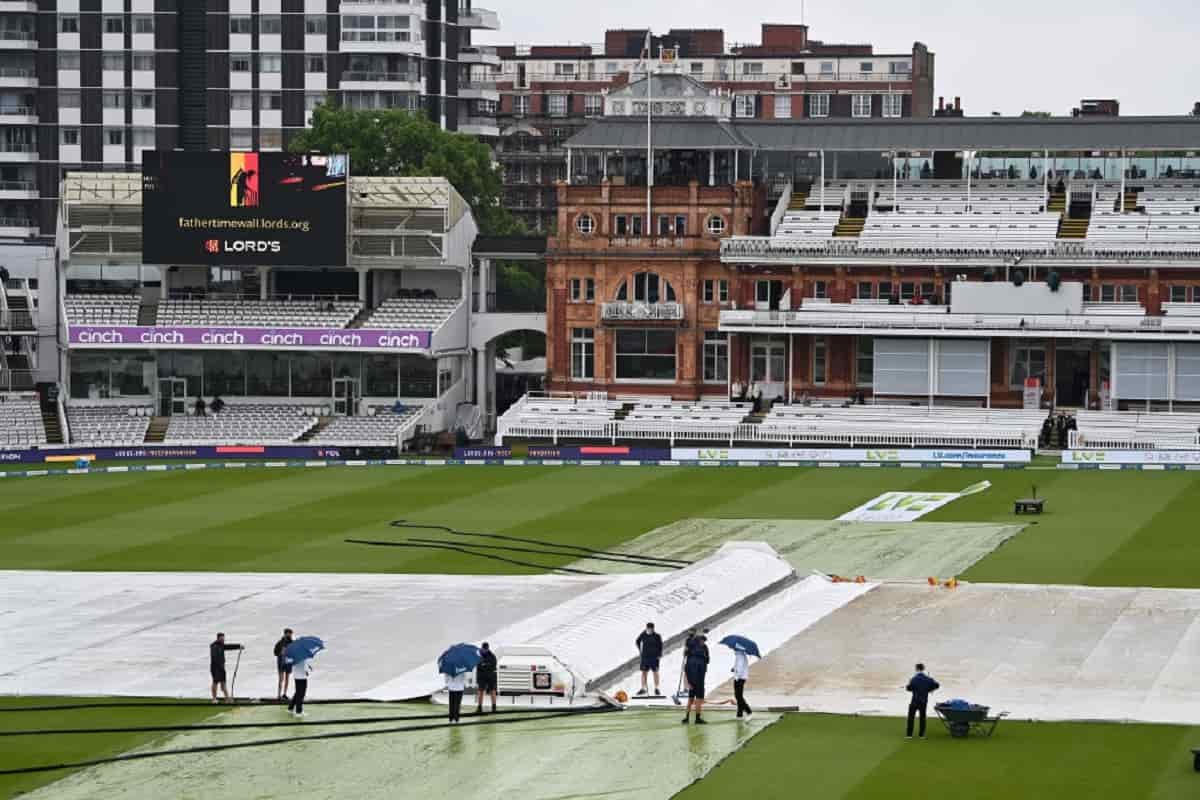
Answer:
[813,336,827,386]
[852,94,872,118]
[706,215,727,236]
[575,213,595,235]
[773,94,792,119]
[856,337,874,388]
[882,94,903,118]
[571,328,595,381]
[703,331,729,383]
[809,93,830,118]
[734,94,756,118]
[548,94,568,117]
[1010,342,1047,390]
[583,94,603,116]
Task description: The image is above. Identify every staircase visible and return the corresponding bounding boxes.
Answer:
[834,213,865,238]
[614,403,635,421]
[1123,190,1139,213]
[1058,217,1090,239]
[144,416,170,443]
[138,302,158,326]
[788,187,810,210]
[1047,191,1067,213]
[40,395,64,445]
[297,416,334,441]
[347,306,373,329]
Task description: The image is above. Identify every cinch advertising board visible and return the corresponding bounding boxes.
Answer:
[67,325,430,352]
[142,151,348,266]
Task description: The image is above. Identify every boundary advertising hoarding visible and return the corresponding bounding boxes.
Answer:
[1062,450,1200,465]
[142,151,348,266]
[68,325,430,352]
[671,448,1031,464]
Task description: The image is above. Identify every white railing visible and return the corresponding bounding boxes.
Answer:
[494,416,1037,449]
[770,182,793,236]
[718,309,1199,336]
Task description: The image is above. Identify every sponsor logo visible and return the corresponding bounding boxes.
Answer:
[838,481,991,522]
[213,240,282,254]
[865,450,900,461]
[695,449,731,460]
[204,239,220,254]
[1069,451,1107,462]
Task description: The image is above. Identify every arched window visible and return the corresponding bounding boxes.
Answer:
[705,214,727,236]
[575,213,596,235]
[614,272,676,303]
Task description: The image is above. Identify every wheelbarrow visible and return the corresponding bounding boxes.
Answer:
[934,702,1008,738]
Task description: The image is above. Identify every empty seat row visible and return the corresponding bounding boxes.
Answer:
[64,294,140,326]
[307,406,423,445]
[360,296,461,330]
[0,395,45,448]
[162,404,319,444]
[157,300,362,329]
[66,404,152,445]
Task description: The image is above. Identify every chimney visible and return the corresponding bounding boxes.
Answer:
[954,97,961,111]
[938,97,944,112]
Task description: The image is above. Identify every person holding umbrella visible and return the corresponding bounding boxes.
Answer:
[682,632,710,725]
[285,635,325,718]
[439,643,482,724]
[209,632,243,704]
[719,635,760,719]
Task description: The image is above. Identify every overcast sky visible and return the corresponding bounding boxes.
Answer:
[478,0,1199,117]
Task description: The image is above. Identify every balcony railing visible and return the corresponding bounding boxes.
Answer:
[341,71,420,83]
[0,179,33,191]
[0,215,35,226]
[0,30,35,42]
[0,105,32,115]
[0,67,34,78]
[0,369,34,391]
[601,301,684,322]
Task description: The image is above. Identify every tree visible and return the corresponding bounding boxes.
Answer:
[291,105,522,236]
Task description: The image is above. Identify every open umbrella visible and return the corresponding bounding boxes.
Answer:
[438,643,482,676]
[719,635,761,658]
[285,636,325,664]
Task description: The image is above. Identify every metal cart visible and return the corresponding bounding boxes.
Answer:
[934,702,1009,738]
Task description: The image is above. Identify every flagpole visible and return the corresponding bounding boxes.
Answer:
[646,35,653,228]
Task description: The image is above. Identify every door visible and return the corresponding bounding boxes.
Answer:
[333,377,359,417]
[751,336,788,402]
[1055,346,1091,408]
[158,377,187,416]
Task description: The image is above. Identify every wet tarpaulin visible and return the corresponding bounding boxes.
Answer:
[729,582,1200,725]
[0,570,659,699]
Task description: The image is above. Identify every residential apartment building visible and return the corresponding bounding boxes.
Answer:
[496,24,935,232]
[2,0,501,239]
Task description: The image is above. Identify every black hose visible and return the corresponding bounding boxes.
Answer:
[344,539,602,575]
[402,537,687,570]
[0,699,398,713]
[0,706,621,776]
[388,519,691,567]
[0,707,573,737]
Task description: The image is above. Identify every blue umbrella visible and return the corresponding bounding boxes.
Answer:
[719,635,761,658]
[284,636,325,664]
[438,643,482,676]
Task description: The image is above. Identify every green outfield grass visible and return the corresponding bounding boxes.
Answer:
[680,714,1199,800]
[0,699,220,799]
[3,464,1200,587]
[5,463,1200,797]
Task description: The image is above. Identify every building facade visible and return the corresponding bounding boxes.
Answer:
[545,179,767,399]
[495,24,935,232]
[547,115,1200,411]
[2,0,501,239]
